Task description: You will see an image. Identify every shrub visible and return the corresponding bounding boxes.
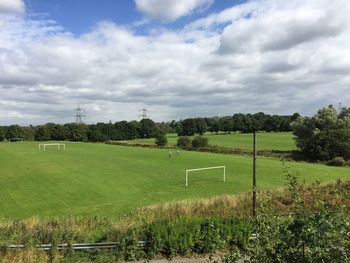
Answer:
[177,136,191,148]
[155,133,167,146]
[248,166,350,263]
[327,156,347,166]
[191,136,208,148]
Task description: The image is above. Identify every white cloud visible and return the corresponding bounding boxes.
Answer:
[135,0,214,21]
[1,0,350,125]
[218,3,346,54]
[0,0,24,14]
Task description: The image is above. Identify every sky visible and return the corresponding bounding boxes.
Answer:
[0,0,349,125]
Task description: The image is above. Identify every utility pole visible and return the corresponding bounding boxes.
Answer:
[253,131,257,217]
[138,108,149,120]
[74,106,86,124]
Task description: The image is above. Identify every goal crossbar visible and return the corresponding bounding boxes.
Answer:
[39,143,66,151]
[185,166,225,187]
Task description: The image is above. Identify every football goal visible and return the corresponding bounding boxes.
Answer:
[39,143,66,151]
[8,138,23,142]
[185,166,226,187]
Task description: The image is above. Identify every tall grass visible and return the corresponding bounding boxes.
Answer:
[0,180,349,262]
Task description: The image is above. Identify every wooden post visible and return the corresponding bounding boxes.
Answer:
[253,131,257,217]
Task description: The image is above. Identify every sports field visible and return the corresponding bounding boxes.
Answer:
[0,141,348,219]
[126,132,297,151]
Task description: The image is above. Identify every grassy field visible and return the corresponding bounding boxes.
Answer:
[125,132,297,151]
[0,141,348,219]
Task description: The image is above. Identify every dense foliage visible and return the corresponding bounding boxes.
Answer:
[212,168,350,263]
[292,105,350,161]
[175,113,297,136]
[176,136,192,148]
[154,133,167,146]
[0,112,297,143]
[191,136,209,148]
[0,119,159,142]
[176,136,208,149]
[246,168,350,263]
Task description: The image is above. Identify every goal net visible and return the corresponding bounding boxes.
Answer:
[8,138,23,142]
[185,166,226,187]
[39,143,66,151]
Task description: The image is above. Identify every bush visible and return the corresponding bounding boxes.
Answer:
[155,133,167,146]
[248,166,350,263]
[191,136,208,148]
[177,136,191,148]
[327,156,347,166]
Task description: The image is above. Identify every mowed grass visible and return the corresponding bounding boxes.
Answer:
[126,132,297,151]
[0,141,349,219]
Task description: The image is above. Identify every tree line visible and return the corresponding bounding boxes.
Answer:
[0,119,160,142]
[0,112,299,143]
[1,107,350,162]
[173,112,300,136]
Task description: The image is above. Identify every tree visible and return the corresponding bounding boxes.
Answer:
[219,117,233,133]
[290,112,301,122]
[155,133,167,146]
[48,123,67,140]
[208,118,220,134]
[252,112,266,131]
[22,126,35,141]
[191,136,208,148]
[0,127,5,141]
[177,136,191,148]
[139,118,158,138]
[307,129,350,161]
[232,114,246,132]
[292,105,350,161]
[65,123,88,141]
[6,125,24,140]
[195,118,207,135]
[126,121,141,140]
[35,126,51,141]
[180,119,197,136]
[338,107,350,128]
[88,125,108,142]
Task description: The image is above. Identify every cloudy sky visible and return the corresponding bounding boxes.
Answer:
[0,0,349,125]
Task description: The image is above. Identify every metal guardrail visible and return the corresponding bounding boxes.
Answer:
[3,242,144,251]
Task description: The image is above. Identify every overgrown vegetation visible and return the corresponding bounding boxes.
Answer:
[0,177,349,262]
[241,167,350,263]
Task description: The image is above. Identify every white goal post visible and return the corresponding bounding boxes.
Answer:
[185,166,226,187]
[8,138,23,142]
[39,143,66,151]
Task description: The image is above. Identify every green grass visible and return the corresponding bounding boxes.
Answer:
[125,132,297,151]
[0,141,348,219]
